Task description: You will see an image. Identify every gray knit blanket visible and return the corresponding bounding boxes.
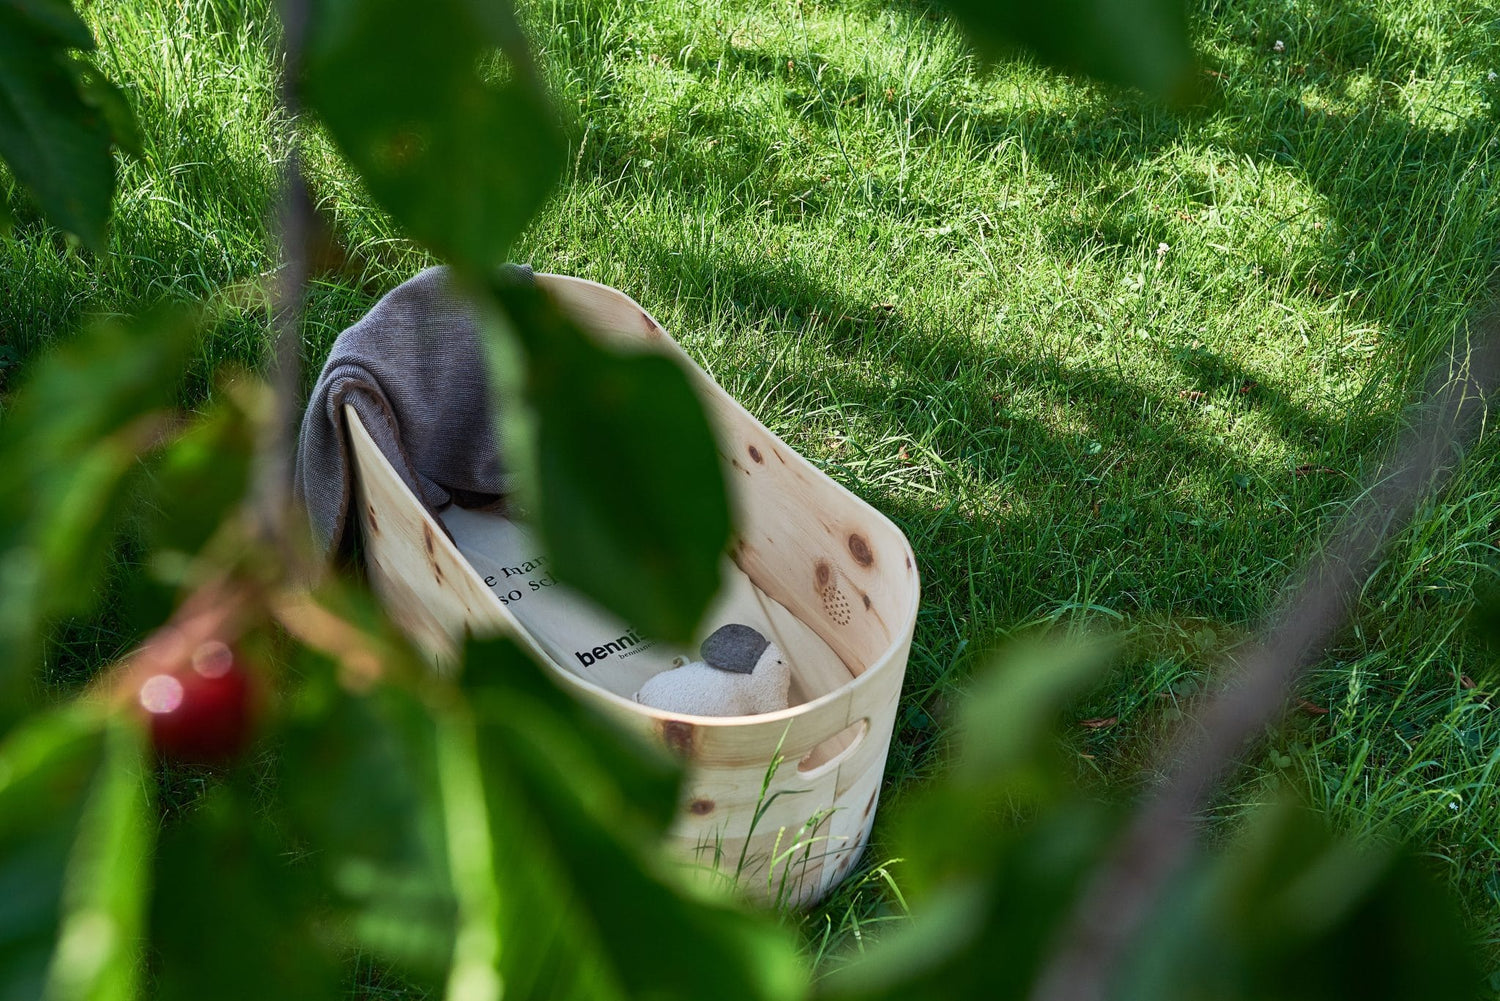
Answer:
[293,264,532,560]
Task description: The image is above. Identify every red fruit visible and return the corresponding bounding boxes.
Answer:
[138,640,256,763]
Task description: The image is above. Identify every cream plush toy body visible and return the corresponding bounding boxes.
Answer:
[634,624,790,716]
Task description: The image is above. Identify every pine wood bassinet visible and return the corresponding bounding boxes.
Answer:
[345,274,920,907]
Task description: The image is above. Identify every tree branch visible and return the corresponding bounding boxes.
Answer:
[1031,308,1500,1001]
[250,0,312,558]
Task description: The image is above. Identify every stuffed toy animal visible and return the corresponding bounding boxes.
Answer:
[634,623,790,716]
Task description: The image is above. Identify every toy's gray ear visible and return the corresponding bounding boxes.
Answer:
[700,623,769,675]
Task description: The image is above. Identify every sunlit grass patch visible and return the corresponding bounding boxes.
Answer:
[3,0,1499,980]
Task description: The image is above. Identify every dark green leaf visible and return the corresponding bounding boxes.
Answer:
[486,280,732,644]
[455,636,806,1001]
[278,647,456,984]
[72,58,142,157]
[928,0,1197,99]
[0,16,118,250]
[139,391,256,559]
[0,0,94,51]
[1116,801,1487,1001]
[0,309,199,728]
[303,0,566,268]
[149,787,338,1001]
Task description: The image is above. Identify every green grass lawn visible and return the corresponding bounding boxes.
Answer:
[5,0,1500,985]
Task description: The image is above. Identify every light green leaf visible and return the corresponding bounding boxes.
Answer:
[44,719,152,1001]
[0,707,104,1001]
[455,637,807,1001]
[302,0,565,269]
[486,279,731,645]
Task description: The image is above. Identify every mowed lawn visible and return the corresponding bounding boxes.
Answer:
[4,0,1500,981]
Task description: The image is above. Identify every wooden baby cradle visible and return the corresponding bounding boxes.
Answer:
[345,273,920,907]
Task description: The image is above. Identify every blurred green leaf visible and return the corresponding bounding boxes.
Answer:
[139,392,256,559]
[827,639,1487,1001]
[927,0,1197,99]
[486,280,732,644]
[278,647,456,985]
[454,636,806,1001]
[0,309,198,729]
[43,719,152,1001]
[0,707,151,1001]
[72,63,141,158]
[822,802,1115,1001]
[823,640,1121,1001]
[1117,801,1486,1001]
[0,708,103,1001]
[1,0,93,48]
[149,787,338,1001]
[889,638,1116,898]
[303,0,566,269]
[0,0,138,250]
[950,636,1115,791]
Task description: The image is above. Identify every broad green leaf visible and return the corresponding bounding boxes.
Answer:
[486,279,731,644]
[149,787,338,1001]
[821,802,1115,1001]
[0,309,199,729]
[138,391,256,559]
[950,636,1115,788]
[44,719,153,1001]
[823,641,1122,1001]
[1116,801,1487,1001]
[278,646,456,985]
[898,638,1116,894]
[827,641,1487,1001]
[302,0,566,269]
[0,3,136,251]
[455,637,806,1001]
[71,62,141,158]
[0,0,94,49]
[0,707,103,1001]
[930,0,1197,99]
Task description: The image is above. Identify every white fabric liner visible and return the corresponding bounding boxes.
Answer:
[440,506,855,707]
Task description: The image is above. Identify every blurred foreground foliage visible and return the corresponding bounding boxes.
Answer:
[0,0,1492,999]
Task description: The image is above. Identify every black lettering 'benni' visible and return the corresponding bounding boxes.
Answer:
[574,627,646,668]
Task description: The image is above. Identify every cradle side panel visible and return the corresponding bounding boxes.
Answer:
[346,405,516,666]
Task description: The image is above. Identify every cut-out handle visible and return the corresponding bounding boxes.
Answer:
[796,718,870,780]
